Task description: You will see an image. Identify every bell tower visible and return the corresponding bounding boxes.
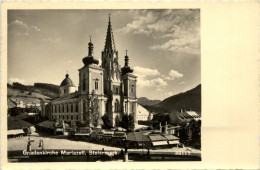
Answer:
[101,14,123,126]
[121,51,137,123]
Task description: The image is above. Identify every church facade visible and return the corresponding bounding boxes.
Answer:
[41,16,138,127]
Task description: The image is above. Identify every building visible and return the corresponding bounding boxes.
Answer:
[8,99,25,108]
[169,109,201,126]
[136,104,153,121]
[41,15,138,127]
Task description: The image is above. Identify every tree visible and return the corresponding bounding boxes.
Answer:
[101,113,113,129]
[115,115,121,127]
[86,90,102,127]
[128,114,135,131]
[119,114,135,131]
[119,115,129,130]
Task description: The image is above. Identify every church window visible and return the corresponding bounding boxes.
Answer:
[55,105,57,113]
[105,102,108,112]
[62,115,65,119]
[67,115,69,119]
[83,101,86,113]
[83,115,86,121]
[95,81,98,90]
[67,104,69,113]
[64,89,66,93]
[114,99,119,112]
[76,103,78,112]
[130,85,134,94]
[125,103,127,113]
[71,115,73,119]
[83,74,86,91]
[131,102,135,113]
[83,81,86,91]
[71,104,73,112]
[76,115,78,120]
[62,105,64,113]
[113,86,120,95]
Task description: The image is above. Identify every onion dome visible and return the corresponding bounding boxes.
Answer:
[60,73,75,87]
[121,50,133,75]
[82,38,99,66]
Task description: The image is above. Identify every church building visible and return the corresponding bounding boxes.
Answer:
[41,15,138,127]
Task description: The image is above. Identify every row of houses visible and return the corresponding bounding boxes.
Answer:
[8,98,43,109]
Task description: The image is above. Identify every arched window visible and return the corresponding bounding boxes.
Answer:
[114,99,120,112]
[67,104,69,113]
[95,80,98,90]
[71,104,73,112]
[83,101,86,113]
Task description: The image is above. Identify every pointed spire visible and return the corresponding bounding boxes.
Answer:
[104,13,116,52]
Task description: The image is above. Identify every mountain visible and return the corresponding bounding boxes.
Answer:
[157,84,201,112]
[137,97,161,106]
[7,82,60,108]
[8,82,59,99]
[143,84,201,113]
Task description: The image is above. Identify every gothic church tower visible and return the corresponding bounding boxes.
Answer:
[101,15,123,126]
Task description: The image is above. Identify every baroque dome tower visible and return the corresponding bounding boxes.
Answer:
[59,73,76,97]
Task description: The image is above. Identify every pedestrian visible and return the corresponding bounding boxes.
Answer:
[27,126,31,136]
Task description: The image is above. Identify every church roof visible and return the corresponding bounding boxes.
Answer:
[104,14,116,52]
[60,74,75,87]
[52,92,80,102]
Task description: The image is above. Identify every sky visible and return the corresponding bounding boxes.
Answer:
[8,9,200,100]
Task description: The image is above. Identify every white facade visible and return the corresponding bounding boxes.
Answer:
[136,104,152,121]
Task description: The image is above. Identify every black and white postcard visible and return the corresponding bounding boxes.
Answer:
[1,2,259,169]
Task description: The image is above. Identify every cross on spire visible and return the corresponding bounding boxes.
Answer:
[89,35,92,42]
[126,49,128,55]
